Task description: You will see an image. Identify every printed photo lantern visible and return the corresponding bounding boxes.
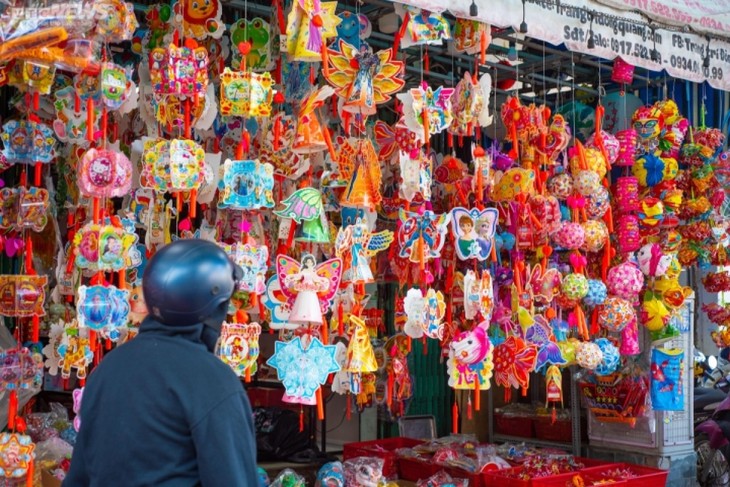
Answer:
[78,148,133,198]
[219,69,274,118]
[449,207,498,261]
[403,287,446,340]
[0,187,50,233]
[219,159,275,210]
[77,285,130,333]
[217,322,261,378]
[221,243,269,295]
[397,209,450,264]
[276,254,342,325]
[285,0,341,62]
[73,222,140,272]
[1,119,57,165]
[0,275,47,318]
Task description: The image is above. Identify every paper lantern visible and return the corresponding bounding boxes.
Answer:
[607,262,644,301]
[581,219,608,253]
[614,176,639,213]
[576,342,603,370]
[616,214,641,254]
[547,173,573,200]
[561,273,589,300]
[551,222,585,250]
[583,279,607,307]
[574,170,601,196]
[611,57,635,84]
[598,296,635,332]
[594,338,620,376]
[586,186,611,220]
[615,129,638,167]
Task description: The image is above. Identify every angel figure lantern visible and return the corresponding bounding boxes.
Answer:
[335,218,393,284]
[286,0,341,62]
[277,254,343,326]
[324,42,404,117]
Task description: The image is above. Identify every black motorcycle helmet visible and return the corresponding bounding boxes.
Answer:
[142,239,243,331]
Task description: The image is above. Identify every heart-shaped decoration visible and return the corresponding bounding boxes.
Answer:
[569,252,587,271]
[5,237,23,258]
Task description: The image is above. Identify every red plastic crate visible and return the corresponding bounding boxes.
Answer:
[532,470,628,486]
[534,416,572,443]
[482,467,532,487]
[397,457,440,482]
[579,463,668,487]
[343,437,424,478]
[443,466,483,487]
[481,459,611,487]
[494,413,535,438]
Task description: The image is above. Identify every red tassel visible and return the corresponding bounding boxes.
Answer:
[299,407,304,432]
[504,387,512,403]
[316,387,324,420]
[467,397,473,420]
[184,99,191,139]
[32,315,39,343]
[551,406,557,425]
[422,336,427,355]
[25,459,33,487]
[25,237,34,274]
[474,378,481,411]
[86,98,95,142]
[8,390,17,431]
[394,12,410,52]
[34,164,41,187]
[591,308,599,335]
[337,302,344,336]
[424,48,430,73]
[33,91,39,111]
[452,401,459,434]
[387,371,394,408]
[346,394,351,420]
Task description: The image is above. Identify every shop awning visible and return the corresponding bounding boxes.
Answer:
[393,0,730,91]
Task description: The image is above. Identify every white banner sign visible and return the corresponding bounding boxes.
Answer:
[396,0,730,91]
[596,0,730,38]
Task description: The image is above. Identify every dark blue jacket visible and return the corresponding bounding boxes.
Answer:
[63,318,257,487]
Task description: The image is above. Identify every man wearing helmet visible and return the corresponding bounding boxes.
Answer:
[64,240,257,486]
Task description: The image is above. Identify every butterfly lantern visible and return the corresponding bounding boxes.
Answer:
[324,42,404,119]
[448,72,492,137]
[397,83,455,144]
[276,254,342,341]
[335,218,394,285]
[449,207,498,261]
[397,208,450,267]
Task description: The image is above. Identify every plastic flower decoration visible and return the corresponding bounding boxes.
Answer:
[324,42,404,117]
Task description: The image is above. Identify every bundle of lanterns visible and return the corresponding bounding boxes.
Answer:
[0,1,726,481]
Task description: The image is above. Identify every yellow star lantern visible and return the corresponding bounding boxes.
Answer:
[0,433,35,479]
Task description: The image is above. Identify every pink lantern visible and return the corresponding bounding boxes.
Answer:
[611,57,635,84]
[616,214,641,254]
[615,129,638,167]
[614,176,640,214]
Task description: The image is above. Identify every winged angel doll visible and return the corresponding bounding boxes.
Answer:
[276,254,343,325]
[335,218,394,283]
